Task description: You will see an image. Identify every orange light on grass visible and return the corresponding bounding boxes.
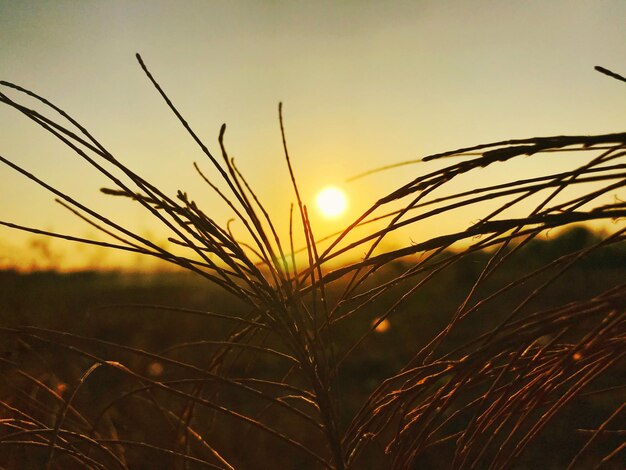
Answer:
[374,318,390,333]
[148,361,164,377]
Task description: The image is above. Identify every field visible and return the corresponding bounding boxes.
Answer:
[1,227,625,468]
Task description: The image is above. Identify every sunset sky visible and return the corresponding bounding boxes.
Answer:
[1,1,625,270]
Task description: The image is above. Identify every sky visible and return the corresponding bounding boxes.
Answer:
[0,0,625,271]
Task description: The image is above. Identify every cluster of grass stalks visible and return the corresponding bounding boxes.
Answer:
[0,57,624,469]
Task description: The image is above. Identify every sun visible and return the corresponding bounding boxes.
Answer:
[315,186,348,218]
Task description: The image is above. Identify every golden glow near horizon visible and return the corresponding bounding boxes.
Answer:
[315,186,348,219]
[1,1,625,271]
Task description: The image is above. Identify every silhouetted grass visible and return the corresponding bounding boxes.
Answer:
[0,57,624,469]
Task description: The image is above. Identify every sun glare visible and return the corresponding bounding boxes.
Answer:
[315,186,348,218]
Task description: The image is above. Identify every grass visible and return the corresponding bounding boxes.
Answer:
[0,56,625,469]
